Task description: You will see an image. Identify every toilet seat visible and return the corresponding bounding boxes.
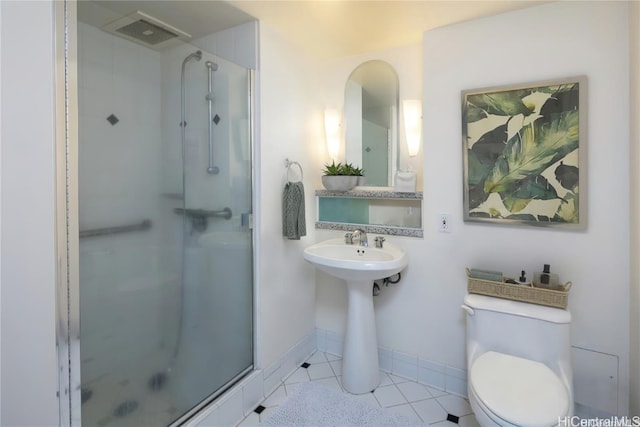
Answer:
[470,351,569,427]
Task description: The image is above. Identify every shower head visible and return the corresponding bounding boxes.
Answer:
[206,61,219,71]
[184,50,202,64]
[181,51,202,71]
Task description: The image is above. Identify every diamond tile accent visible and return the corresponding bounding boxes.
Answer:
[253,405,265,414]
[447,413,460,423]
[301,362,311,369]
[106,114,119,125]
[213,114,221,125]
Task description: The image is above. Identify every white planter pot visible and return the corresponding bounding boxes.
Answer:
[322,175,357,191]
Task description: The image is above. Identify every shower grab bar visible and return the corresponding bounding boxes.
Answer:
[206,60,219,175]
[174,207,232,220]
[79,219,152,238]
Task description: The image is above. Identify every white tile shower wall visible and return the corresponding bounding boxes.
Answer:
[316,328,467,398]
[78,22,179,383]
[192,21,258,70]
[188,330,316,427]
[160,41,252,235]
[78,22,164,230]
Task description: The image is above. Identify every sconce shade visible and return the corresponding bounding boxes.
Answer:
[403,100,422,157]
[324,109,341,160]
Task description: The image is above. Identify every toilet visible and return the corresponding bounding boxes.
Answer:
[462,294,573,426]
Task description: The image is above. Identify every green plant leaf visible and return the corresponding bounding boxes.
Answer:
[470,123,509,165]
[467,149,492,185]
[554,192,579,223]
[323,161,343,175]
[538,83,580,126]
[484,110,579,194]
[555,161,579,191]
[468,182,490,210]
[467,90,534,118]
[500,175,561,214]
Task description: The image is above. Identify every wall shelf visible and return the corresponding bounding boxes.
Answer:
[315,189,423,238]
[316,189,423,199]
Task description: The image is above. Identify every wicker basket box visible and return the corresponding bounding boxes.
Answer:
[466,268,572,309]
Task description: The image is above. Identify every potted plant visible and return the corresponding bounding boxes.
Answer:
[350,165,366,186]
[321,161,359,191]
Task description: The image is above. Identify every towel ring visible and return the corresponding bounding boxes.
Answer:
[285,158,304,183]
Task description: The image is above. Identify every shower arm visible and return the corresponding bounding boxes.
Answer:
[206,61,219,175]
[180,50,202,147]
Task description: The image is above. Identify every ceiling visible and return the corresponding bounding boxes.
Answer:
[230,0,549,60]
[79,0,549,60]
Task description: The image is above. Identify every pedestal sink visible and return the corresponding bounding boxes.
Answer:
[303,238,408,394]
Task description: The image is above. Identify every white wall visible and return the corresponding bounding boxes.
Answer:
[0,1,60,425]
[423,1,630,415]
[629,0,640,417]
[316,1,631,415]
[256,22,324,368]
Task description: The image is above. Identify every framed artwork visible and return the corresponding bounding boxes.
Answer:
[462,76,587,229]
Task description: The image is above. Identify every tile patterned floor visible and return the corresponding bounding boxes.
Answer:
[237,351,479,426]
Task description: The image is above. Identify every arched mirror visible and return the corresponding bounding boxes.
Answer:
[344,60,399,187]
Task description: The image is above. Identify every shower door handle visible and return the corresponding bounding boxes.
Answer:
[174,207,232,220]
[241,213,253,229]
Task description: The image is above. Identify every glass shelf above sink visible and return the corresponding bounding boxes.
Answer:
[315,189,423,238]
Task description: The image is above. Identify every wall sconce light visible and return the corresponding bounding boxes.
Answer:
[324,108,341,161]
[403,100,422,157]
[394,100,421,192]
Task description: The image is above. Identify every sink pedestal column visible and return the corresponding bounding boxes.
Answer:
[341,279,380,394]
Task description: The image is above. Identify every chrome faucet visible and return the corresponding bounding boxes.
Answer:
[352,229,368,247]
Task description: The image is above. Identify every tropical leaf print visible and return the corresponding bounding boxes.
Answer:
[466,90,534,118]
[464,80,582,224]
[483,109,579,194]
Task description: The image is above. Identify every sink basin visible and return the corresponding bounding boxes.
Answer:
[303,238,408,281]
[304,237,408,394]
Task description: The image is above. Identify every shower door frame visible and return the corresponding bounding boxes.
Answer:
[54,1,260,425]
[54,1,81,426]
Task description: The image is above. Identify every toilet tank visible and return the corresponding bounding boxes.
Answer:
[463,294,571,375]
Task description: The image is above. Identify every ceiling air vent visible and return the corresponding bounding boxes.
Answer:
[102,11,191,50]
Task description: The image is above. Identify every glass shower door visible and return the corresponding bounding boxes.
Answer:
[77,17,253,426]
[172,47,254,418]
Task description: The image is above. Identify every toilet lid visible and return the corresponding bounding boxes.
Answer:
[470,351,569,427]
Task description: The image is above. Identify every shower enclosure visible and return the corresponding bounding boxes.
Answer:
[75,11,254,426]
